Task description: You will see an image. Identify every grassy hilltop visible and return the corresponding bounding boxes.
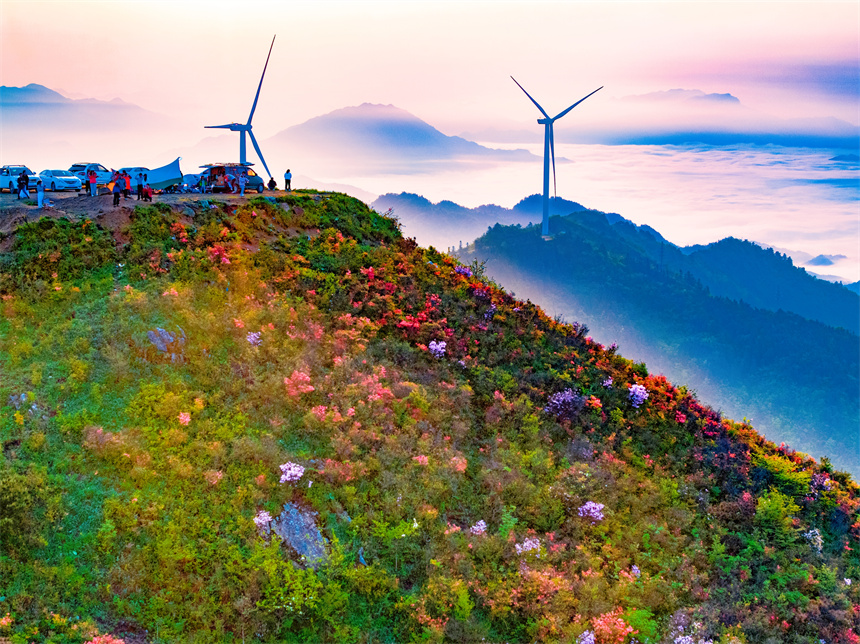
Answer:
[0,193,858,643]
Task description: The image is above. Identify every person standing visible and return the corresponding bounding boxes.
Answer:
[16,171,26,199]
[122,171,131,200]
[283,169,292,191]
[112,175,122,206]
[36,179,45,208]
[88,169,97,197]
[135,171,144,200]
[238,172,247,196]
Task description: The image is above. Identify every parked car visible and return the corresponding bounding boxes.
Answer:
[39,169,83,191]
[199,163,265,193]
[68,162,114,188]
[1,165,38,192]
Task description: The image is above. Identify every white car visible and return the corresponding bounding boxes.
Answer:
[39,169,83,191]
[68,162,114,187]
[1,165,38,192]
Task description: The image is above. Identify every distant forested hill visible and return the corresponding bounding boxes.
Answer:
[459,215,860,475]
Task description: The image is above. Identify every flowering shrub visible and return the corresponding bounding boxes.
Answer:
[279,462,305,483]
[284,370,315,398]
[253,510,273,528]
[593,608,636,644]
[454,265,473,277]
[178,411,190,426]
[578,501,605,522]
[469,520,487,535]
[628,383,649,408]
[84,636,126,644]
[544,388,586,420]
[247,331,262,346]
[428,339,446,358]
[577,631,596,644]
[515,536,541,556]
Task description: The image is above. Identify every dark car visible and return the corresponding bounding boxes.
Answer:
[1,165,38,192]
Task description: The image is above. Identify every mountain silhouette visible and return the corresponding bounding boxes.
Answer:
[264,103,537,174]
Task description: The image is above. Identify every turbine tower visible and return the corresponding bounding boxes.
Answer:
[205,35,276,180]
[511,77,602,237]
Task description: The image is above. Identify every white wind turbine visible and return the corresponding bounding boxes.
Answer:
[205,35,276,180]
[511,76,602,237]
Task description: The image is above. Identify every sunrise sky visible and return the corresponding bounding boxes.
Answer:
[2,1,859,283]
[2,0,858,137]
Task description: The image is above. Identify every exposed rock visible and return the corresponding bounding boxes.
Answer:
[146,327,186,362]
[270,502,327,568]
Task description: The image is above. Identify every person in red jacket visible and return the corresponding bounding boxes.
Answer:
[123,171,131,200]
[88,170,97,197]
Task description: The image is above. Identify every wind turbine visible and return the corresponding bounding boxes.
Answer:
[205,35,276,180]
[511,76,602,237]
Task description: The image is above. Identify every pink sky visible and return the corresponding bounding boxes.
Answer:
[2,1,857,137]
[1,1,857,283]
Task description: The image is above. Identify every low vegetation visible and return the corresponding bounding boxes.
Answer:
[0,193,857,643]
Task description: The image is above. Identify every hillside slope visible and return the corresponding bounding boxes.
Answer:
[0,194,858,643]
[458,216,860,476]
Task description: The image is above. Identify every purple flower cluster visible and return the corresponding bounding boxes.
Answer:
[428,340,446,358]
[279,462,305,483]
[578,501,605,522]
[631,564,641,578]
[602,377,613,388]
[484,303,497,320]
[809,472,832,497]
[253,510,273,528]
[628,383,649,408]
[246,331,262,346]
[544,388,586,421]
[577,631,596,644]
[515,537,541,556]
[469,520,487,536]
[454,265,473,277]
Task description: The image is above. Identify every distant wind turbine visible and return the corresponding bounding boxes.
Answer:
[511,76,602,237]
[205,35,276,180]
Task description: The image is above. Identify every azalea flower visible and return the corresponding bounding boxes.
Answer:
[279,462,305,483]
[628,383,649,408]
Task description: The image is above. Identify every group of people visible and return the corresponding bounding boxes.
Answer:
[108,170,152,206]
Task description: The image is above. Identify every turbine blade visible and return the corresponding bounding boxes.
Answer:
[248,35,276,125]
[510,76,550,119]
[249,131,273,179]
[550,123,557,198]
[205,124,234,129]
[552,86,603,121]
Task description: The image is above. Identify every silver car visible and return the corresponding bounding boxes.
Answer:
[39,169,84,191]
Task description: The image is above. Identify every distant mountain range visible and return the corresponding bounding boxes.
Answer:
[0,83,171,133]
[464,89,860,149]
[455,209,859,474]
[0,83,182,168]
[378,191,860,333]
[371,192,588,251]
